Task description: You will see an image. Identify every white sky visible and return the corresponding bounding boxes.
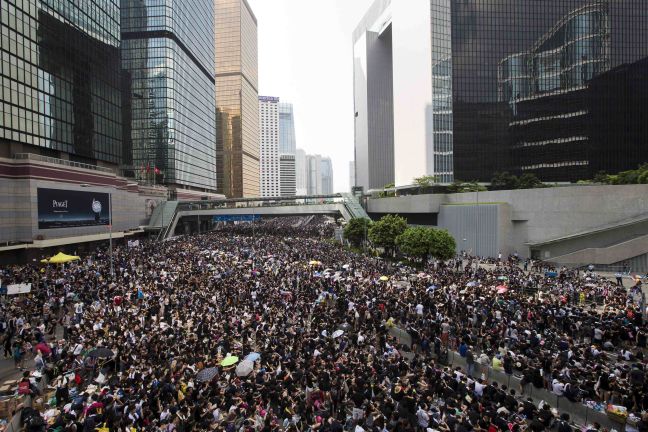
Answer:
[247,0,374,193]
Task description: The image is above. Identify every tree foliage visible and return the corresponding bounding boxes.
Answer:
[592,164,648,185]
[378,183,396,198]
[447,180,487,193]
[343,218,372,247]
[396,227,457,262]
[368,214,407,255]
[490,172,545,190]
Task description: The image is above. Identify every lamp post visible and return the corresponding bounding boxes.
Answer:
[81,184,113,277]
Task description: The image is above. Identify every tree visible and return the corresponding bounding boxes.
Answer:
[368,214,407,256]
[447,180,487,193]
[413,175,438,194]
[378,183,395,198]
[517,173,544,189]
[343,218,372,248]
[429,229,457,261]
[490,172,519,190]
[396,227,457,263]
[396,227,435,262]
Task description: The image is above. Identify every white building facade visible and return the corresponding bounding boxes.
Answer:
[259,96,281,197]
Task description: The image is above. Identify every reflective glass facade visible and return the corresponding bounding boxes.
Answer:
[451,0,648,182]
[278,102,296,155]
[215,0,259,198]
[1,0,122,165]
[121,0,217,191]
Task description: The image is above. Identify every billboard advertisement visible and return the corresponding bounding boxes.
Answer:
[37,188,111,229]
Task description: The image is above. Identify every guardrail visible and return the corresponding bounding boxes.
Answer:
[13,153,114,174]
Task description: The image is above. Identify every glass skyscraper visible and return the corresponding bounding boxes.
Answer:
[1,0,122,165]
[355,0,648,186]
[279,102,296,155]
[450,0,648,182]
[121,0,217,192]
[215,0,259,198]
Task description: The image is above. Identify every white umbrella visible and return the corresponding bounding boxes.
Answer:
[332,329,344,339]
[235,360,254,377]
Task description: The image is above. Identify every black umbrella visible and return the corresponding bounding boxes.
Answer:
[196,367,219,383]
[87,347,114,358]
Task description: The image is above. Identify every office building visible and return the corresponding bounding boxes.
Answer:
[321,157,334,195]
[295,149,307,195]
[259,96,280,197]
[354,0,648,186]
[349,161,356,191]
[214,0,260,197]
[1,0,122,167]
[280,154,296,197]
[306,154,322,195]
[121,0,217,194]
[279,102,297,155]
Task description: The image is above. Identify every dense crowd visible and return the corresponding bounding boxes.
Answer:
[0,216,646,432]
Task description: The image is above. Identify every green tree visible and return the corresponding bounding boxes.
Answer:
[396,227,457,263]
[396,226,435,262]
[343,218,372,248]
[448,180,487,193]
[490,172,520,190]
[413,175,438,193]
[429,229,457,261]
[378,183,396,198]
[368,214,407,256]
[517,173,544,189]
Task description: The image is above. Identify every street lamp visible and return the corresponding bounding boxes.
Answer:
[81,184,113,277]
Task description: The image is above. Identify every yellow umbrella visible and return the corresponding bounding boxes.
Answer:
[220,356,239,367]
[308,260,321,266]
[47,252,81,264]
[379,276,389,281]
[40,259,49,264]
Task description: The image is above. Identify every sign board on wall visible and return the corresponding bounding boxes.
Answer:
[212,215,261,222]
[37,188,111,229]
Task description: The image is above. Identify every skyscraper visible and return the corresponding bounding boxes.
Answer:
[121,0,217,193]
[259,96,280,197]
[279,103,297,155]
[306,154,322,195]
[349,161,356,191]
[280,154,296,197]
[215,0,260,197]
[1,0,122,166]
[295,148,307,195]
[354,0,648,186]
[321,157,334,195]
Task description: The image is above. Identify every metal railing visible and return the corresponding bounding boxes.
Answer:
[13,153,114,174]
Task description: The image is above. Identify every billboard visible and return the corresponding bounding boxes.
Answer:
[37,188,111,229]
[212,215,261,222]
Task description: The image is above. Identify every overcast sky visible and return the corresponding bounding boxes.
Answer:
[247,0,374,193]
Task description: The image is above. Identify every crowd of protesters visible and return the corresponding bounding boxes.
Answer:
[0,216,646,432]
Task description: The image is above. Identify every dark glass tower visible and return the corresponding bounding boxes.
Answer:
[121,0,217,192]
[0,0,122,166]
[450,0,648,182]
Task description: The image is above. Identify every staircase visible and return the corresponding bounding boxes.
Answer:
[340,193,369,219]
[148,201,178,230]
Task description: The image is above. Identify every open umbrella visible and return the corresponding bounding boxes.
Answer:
[497,276,508,281]
[235,360,254,377]
[309,260,321,266]
[86,347,114,358]
[220,356,239,367]
[342,264,350,269]
[418,272,428,278]
[44,252,81,264]
[196,367,218,382]
[244,352,261,362]
[332,330,344,339]
[466,281,478,287]
[496,285,508,294]
[379,276,389,281]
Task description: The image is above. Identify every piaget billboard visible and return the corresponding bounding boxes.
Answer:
[37,188,111,229]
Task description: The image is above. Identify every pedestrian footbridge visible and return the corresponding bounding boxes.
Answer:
[148,193,368,240]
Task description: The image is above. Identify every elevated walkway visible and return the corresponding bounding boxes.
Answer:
[154,194,369,240]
